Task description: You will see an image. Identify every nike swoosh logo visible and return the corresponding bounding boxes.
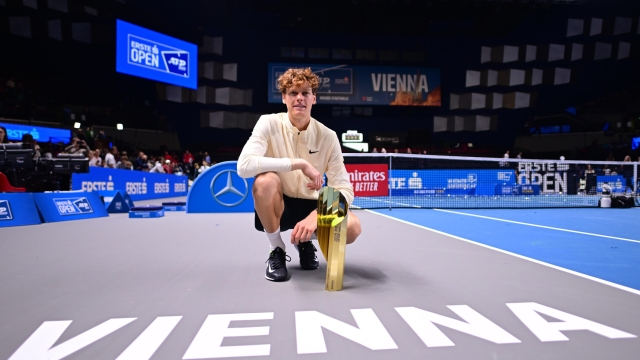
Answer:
[309,150,319,154]
[268,264,276,273]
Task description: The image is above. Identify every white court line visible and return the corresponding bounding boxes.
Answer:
[433,209,640,244]
[366,210,640,297]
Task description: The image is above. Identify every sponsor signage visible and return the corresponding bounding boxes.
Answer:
[9,302,636,358]
[0,121,71,143]
[187,161,255,213]
[596,175,625,194]
[517,162,570,194]
[100,190,131,213]
[0,199,13,220]
[268,63,441,106]
[52,197,93,215]
[345,164,389,196]
[389,169,517,196]
[495,184,541,196]
[33,192,107,223]
[72,167,188,200]
[0,194,41,227]
[116,20,197,89]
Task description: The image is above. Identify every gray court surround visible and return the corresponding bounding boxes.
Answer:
[1,207,639,359]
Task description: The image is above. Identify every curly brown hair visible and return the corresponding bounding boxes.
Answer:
[277,68,319,94]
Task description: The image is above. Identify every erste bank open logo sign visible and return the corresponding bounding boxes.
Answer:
[116,20,197,89]
[128,35,189,77]
[53,198,94,216]
[0,200,13,220]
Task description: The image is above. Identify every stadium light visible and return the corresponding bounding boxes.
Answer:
[73,122,81,129]
[116,123,124,130]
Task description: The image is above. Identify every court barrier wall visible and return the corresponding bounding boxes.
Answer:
[72,167,188,201]
[0,193,41,228]
[343,153,638,209]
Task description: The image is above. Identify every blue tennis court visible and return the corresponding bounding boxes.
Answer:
[371,207,640,291]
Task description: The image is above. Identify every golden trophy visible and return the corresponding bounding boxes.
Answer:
[317,186,348,291]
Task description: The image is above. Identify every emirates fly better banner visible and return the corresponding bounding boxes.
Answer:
[269,63,441,106]
[346,164,389,196]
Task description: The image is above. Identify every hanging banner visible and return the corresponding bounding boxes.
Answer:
[268,63,441,106]
[116,20,198,89]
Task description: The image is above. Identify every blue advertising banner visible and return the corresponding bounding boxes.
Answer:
[100,190,131,213]
[596,175,626,193]
[495,184,541,196]
[0,121,71,143]
[33,192,108,223]
[186,161,255,213]
[0,193,41,228]
[116,20,197,89]
[388,169,516,196]
[268,63,441,106]
[71,167,189,201]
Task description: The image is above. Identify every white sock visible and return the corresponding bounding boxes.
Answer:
[266,228,286,252]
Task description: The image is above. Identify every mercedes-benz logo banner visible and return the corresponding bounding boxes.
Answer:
[187,161,254,213]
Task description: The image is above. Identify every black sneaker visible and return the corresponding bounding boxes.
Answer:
[265,247,290,282]
[297,242,319,270]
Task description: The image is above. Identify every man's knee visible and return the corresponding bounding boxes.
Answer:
[253,172,281,199]
[346,212,362,244]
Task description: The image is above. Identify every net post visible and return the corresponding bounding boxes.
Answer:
[634,162,638,196]
[388,154,392,211]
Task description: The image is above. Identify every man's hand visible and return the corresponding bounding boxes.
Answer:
[291,209,317,245]
[291,159,323,191]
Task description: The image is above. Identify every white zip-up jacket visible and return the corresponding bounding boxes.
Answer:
[237,113,354,205]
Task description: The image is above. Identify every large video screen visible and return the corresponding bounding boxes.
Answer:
[632,136,640,151]
[116,20,197,89]
[268,63,441,106]
[0,121,71,143]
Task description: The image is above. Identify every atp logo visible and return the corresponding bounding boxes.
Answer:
[164,52,189,76]
[53,198,94,216]
[0,200,13,220]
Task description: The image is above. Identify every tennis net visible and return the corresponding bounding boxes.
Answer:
[341,153,638,209]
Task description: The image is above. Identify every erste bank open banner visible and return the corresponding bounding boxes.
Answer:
[268,63,441,106]
[116,20,197,89]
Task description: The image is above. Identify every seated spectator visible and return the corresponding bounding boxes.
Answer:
[88,151,102,167]
[104,146,118,168]
[149,160,165,173]
[193,162,200,179]
[163,151,173,163]
[407,148,412,154]
[173,162,184,175]
[116,156,131,170]
[21,133,41,158]
[0,126,9,143]
[64,138,89,157]
[95,149,102,164]
[135,151,149,171]
[163,159,173,174]
[204,151,211,164]
[183,150,194,164]
[371,148,378,153]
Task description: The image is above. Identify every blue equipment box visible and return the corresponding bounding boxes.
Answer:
[129,205,164,218]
